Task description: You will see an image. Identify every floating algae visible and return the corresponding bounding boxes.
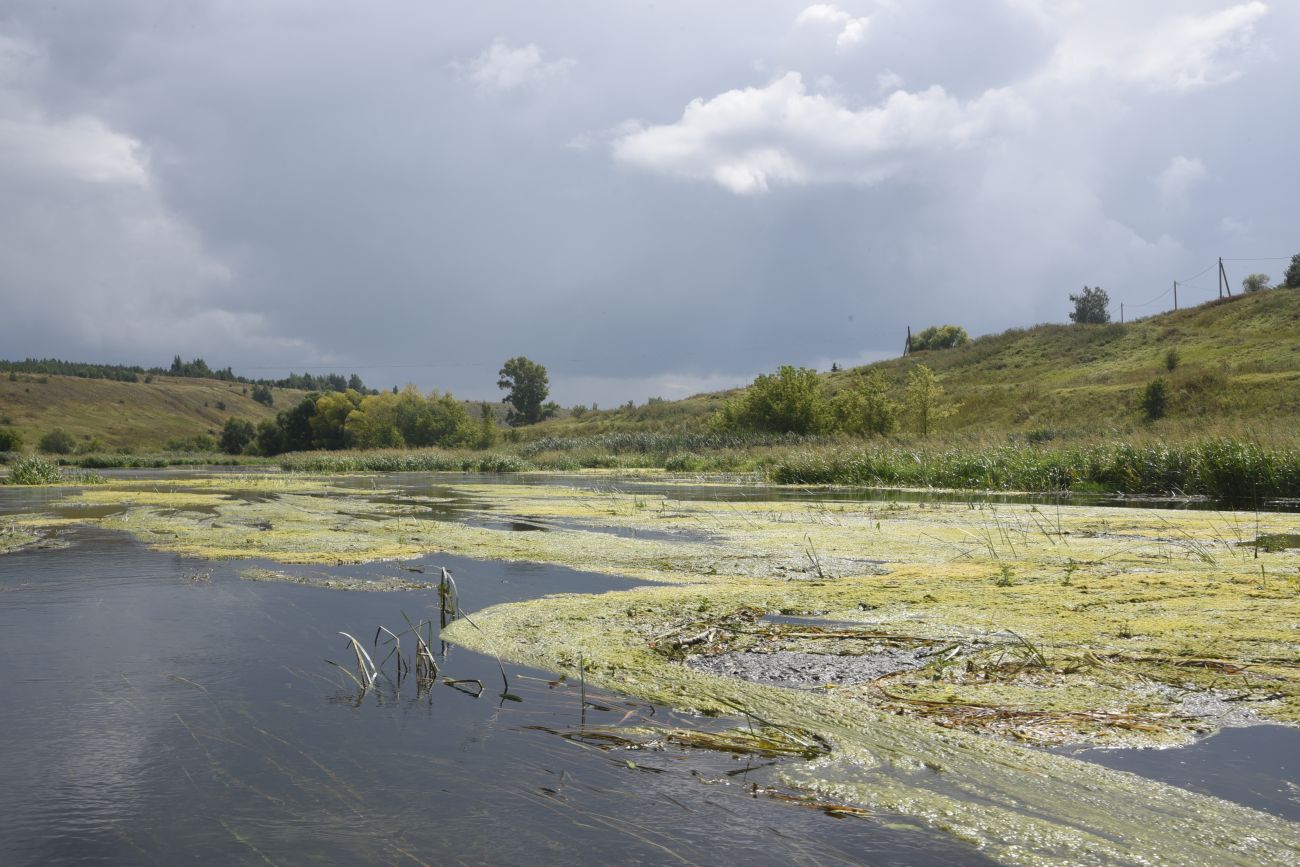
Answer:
[45,473,1300,864]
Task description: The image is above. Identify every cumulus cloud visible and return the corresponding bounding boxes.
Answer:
[1155,155,1208,206]
[457,38,575,90]
[613,73,1031,194]
[0,27,316,364]
[1039,1,1270,92]
[796,4,871,48]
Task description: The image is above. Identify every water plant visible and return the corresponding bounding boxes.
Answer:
[5,455,63,485]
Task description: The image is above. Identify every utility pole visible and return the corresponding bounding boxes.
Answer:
[904,326,912,356]
[1219,257,1232,297]
[1173,280,1178,310]
[1120,303,1124,324]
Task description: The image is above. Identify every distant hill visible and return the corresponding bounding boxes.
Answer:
[0,372,308,451]
[528,288,1300,440]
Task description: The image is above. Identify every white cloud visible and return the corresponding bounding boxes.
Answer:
[613,73,1031,194]
[458,39,575,91]
[876,69,904,94]
[796,4,871,49]
[0,113,149,185]
[1038,2,1269,92]
[1155,155,1207,206]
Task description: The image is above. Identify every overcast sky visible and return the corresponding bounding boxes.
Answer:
[1,1,1295,405]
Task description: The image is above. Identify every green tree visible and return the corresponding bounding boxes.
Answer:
[1141,378,1169,420]
[498,357,551,425]
[251,383,274,406]
[311,390,364,449]
[219,418,256,454]
[1068,286,1111,324]
[833,370,897,436]
[38,428,76,455]
[1284,254,1300,289]
[1241,273,1271,293]
[254,419,285,456]
[715,365,830,434]
[905,364,957,437]
[911,324,970,351]
[0,428,23,452]
[475,403,499,449]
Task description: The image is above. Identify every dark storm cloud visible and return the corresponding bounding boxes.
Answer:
[1,1,1295,405]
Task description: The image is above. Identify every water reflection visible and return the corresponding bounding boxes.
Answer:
[0,520,993,866]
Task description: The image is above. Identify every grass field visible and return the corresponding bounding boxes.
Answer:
[526,288,1300,440]
[0,372,306,451]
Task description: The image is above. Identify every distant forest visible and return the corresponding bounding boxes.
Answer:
[1,356,374,394]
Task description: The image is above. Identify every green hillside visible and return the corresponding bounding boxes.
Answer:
[0,372,308,451]
[530,288,1300,442]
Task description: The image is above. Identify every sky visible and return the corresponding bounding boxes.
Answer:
[0,1,1296,406]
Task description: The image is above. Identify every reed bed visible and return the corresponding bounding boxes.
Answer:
[767,439,1300,500]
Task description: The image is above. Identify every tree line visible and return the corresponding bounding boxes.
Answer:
[0,355,374,394]
[220,387,498,455]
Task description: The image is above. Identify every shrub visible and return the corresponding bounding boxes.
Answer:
[911,325,970,351]
[6,455,63,485]
[1068,286,1111,324]
[251,383,274,406]
[1141,378,1169,421]
[834,370,898,436]
[714,366,831,434]
[38,428,76,455]
[1164,348,1180,372]
[1241,273,1271,293]
[220,418,257,455]
[1283,253,1300,289]
[164,434,217,452]
[0,428,22,452]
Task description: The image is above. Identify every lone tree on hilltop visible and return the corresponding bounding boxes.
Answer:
[497,357,551,426]
[1069,286,1111,324]
[1242,273,1271,293]
[1283,253,1300,289]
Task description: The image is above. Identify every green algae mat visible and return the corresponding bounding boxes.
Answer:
[26,472,1300,865]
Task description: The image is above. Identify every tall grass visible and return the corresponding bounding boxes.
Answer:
[517,431,826,456]
[279,449,534,473]
[767,440,1300,500]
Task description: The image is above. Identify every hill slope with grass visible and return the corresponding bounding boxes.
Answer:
[0,371,308,452]
[531,288,1300,443]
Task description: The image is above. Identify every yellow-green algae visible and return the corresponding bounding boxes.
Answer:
[43,474,1300,864]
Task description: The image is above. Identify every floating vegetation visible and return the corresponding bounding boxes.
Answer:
[239,567,437,592]
[37,472,1300,864]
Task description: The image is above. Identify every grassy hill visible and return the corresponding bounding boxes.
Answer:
[0,372,308,451]
[530,288,1300,443]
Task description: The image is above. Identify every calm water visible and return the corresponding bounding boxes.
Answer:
[1,472,1296,865]
[0,502,993,865]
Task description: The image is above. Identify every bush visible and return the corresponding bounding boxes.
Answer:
[220,418,257,455]
[251,383,274,406]
[1141,378,1169,421]
[911,325,970,352]
[0,428,22,452]
[38,428,76,455]
[1283,253,1300,289]
[1242,273,1271,293]
[6,455,63,485]
[164,434,217,452]
[834,370,898,436]
[1164,348,1180,372]
[1068,286,1111,324]
[714,366,831,434]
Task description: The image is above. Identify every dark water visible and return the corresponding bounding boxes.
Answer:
[1067,726,1300,822]
[0,519,993,866]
